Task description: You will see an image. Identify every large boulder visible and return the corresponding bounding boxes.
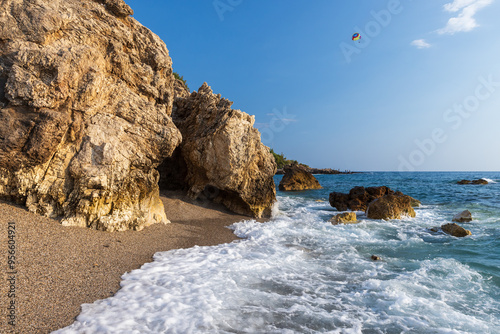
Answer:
[441,223,472,237]
[160,82,276,218]
[329,186,420,212]
[0,0,182,231]
[278,165,322,191]
[329,186,393,211]
[366,194,416,220]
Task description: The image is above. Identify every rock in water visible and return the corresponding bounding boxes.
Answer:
[452,210,473,223]
[329,186,420,212]
[457,179,488,185]
[0,0,182,231]
[329,212,357,225]
[278,165,322,191]
[162,83,276,218]
[441,223,472,237]
[366,194,416,220]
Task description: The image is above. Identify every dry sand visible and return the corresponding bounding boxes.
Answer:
[1,191,251,333]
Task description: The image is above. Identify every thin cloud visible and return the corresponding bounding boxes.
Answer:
[411,39,431,49]
[438,0,494,34]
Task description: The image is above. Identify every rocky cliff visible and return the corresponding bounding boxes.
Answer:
[0,0,277,229]
[0,0,182,231]
[160,82,277,218]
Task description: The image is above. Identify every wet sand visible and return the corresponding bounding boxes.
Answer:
[0,191,249,333]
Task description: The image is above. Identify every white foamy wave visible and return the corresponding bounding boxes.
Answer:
[54,195,500,334]
[481,178,497,184]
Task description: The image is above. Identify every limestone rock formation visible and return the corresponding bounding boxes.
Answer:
[452,210,473,223]
[365,194,416,220]
[441,223,472,237]
[330,212,357,225]
[0,0,182,231]
[160,82,276,218]
[173,77,190,99]
[278,165,322,191]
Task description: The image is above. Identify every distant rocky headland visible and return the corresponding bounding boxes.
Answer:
[0,0,276,231]
[271,150,357,175]
[276,167,358,175]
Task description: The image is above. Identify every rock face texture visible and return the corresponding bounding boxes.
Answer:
[0,0,182,231]
[160,82,276,218]
[331,186,393,212]
[329,186,420,213]
[329,186,390,212]
[278,165,322,191]
[441,223,472,237]
[366,194,416,220]
[452,210,473,223]
[330,212,357,225]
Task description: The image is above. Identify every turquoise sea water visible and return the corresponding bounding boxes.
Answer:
[57,172,500,334]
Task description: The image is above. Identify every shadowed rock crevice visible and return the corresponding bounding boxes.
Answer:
[157,146,188,191]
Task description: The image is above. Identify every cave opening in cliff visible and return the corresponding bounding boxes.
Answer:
[157,147,188,192]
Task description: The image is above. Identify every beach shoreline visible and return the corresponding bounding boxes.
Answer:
[1,191,249,334]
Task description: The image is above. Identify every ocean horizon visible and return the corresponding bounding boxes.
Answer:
[56,172,500,334]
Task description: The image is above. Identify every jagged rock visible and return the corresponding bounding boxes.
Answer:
[161,82,276,218]
[457,179,488,185]
[329,186,420,212]
[371,255,381,261]
[330,212,357,225]
[94,0,133,17]
[452,210,473,223]
[441,223,472,237]
[366,194,416,220]
[0,0,182,231]
[173,78,190,99]
[278,165,322,191]
[329,186,391,212]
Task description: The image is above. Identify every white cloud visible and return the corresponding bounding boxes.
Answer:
[411,39,431,49]
[443,0,481,12]
[438,0,494,34]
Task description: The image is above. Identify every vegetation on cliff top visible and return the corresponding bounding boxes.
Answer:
[173,72,189,91]
[270,148,355,174]
[270,149,306,169]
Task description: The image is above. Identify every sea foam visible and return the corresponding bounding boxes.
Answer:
[54,191,500,334]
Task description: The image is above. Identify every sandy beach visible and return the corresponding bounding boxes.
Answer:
[1,191,249,334]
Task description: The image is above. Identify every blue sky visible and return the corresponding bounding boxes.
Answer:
[126,0,500,171]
